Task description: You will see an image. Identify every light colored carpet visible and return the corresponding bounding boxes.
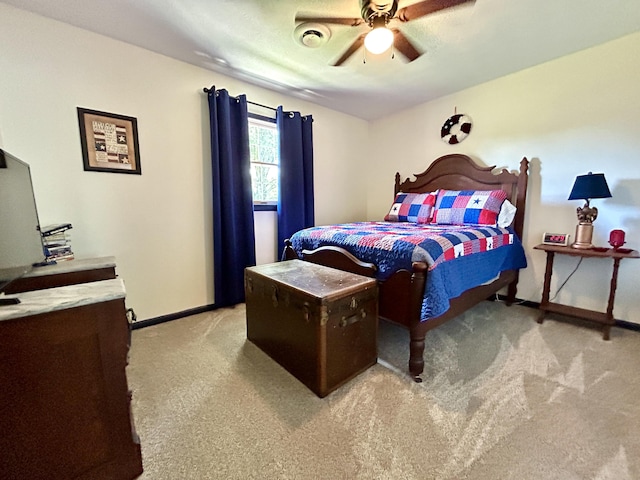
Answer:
[128,301,640,480]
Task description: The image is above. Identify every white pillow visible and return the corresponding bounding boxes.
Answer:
[497,199,517,228]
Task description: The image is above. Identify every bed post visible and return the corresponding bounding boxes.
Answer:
[408,262,428,381]
[281,239,300,261]
[512,157,529,242]
[394,172,402,195]
[505,157,529,304]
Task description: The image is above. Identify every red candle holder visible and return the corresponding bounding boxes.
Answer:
[609,229,626,249]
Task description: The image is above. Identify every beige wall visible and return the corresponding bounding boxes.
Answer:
[368,32,640,324]
[0,4,369,320]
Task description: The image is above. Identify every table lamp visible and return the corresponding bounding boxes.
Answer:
[568,172,612,249]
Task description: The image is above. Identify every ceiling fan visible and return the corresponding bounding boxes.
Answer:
[295,0,475,66]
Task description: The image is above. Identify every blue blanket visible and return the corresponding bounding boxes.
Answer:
[289,222,527,321]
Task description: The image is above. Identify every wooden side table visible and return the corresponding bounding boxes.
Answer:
[534,244,639,339]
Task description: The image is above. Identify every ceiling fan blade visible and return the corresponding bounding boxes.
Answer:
[396,0,475,22]
[332,34,366,66]
[295,15,364,27]
[392,29,421,62]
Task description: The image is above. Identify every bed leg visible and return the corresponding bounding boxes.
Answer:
[505,272,519,305]
[409,334,425,382]
[408,262,428,382]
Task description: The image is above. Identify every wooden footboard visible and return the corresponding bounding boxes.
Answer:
[284,240,429,378]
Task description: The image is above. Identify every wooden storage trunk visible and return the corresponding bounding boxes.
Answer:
[245,260,378,397]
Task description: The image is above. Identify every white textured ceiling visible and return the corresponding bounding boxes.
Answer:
[5,0,640,120]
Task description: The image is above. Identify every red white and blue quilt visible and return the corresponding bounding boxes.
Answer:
[289,222,527,321]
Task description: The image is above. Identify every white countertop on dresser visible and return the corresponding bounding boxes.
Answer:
[0,278,126,321]
[26,256,116,277]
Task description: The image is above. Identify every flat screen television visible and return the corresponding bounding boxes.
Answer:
[0,148,46,304]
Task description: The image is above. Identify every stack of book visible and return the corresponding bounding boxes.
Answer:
[41,223,74,262]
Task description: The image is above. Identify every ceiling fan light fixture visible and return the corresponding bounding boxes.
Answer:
[299,0,475,66]
[364,24,393,54]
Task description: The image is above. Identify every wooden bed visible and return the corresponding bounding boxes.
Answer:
[283,154,529,381]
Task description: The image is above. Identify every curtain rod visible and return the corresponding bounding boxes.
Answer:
[202,87,277,112]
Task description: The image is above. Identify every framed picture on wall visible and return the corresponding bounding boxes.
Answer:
[77,107,142,174]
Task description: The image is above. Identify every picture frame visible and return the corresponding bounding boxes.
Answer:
[77,107,141,174]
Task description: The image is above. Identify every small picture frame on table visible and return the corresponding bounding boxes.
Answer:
[77,107,141,175]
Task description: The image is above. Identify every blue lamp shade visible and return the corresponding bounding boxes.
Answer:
[568,172,612,201]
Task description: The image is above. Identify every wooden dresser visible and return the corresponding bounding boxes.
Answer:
[0,258,143,480]
[3,256,118,294]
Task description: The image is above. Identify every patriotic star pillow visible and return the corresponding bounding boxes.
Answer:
[384,191,438,224]
[432,189,508,226]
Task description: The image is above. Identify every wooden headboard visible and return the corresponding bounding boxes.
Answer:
[394,154,529,240]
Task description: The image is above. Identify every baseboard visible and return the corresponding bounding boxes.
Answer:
[615,319,640,332]
[131,304,218,330]
[494,294,640,332]
[493,294,540,310]
[132,296,640,333]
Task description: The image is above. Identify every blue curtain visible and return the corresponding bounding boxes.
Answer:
[207,87,256,307]
[276,107,315,253]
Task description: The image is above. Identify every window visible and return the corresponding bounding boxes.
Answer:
[248,115,278,210]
